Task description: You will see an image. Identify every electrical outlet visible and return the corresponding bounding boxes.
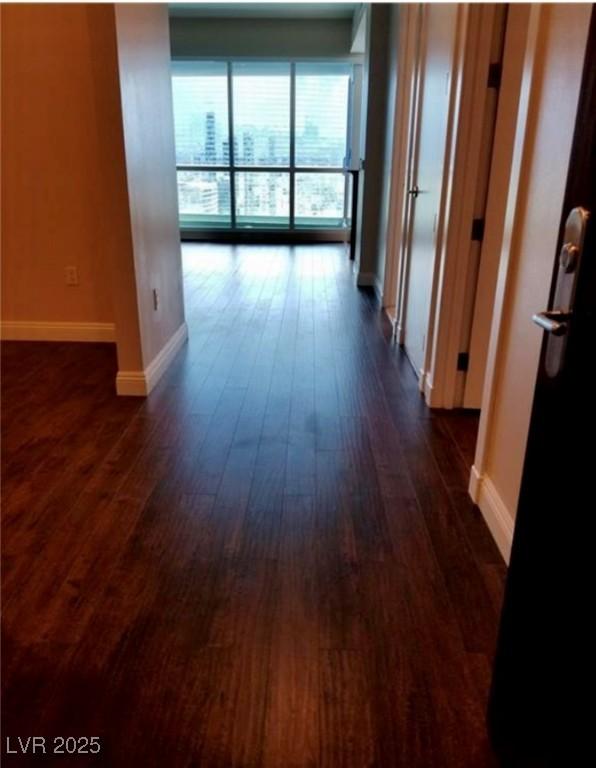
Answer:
[65,266,79,286]
[152,289,159,311]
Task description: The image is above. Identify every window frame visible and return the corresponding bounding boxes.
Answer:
[172,59,355,234]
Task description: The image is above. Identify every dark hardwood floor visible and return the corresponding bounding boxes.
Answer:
[1,244,506,767]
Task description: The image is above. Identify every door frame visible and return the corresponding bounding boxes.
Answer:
[422,2,496,407]
[383,3,502,406]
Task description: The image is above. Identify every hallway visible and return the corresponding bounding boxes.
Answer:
[2,244,505,767]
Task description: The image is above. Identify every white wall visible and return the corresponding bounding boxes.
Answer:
[470,3,591,561]
[375,4,400,293]
[357,3,392,290]
[114,4,187,390]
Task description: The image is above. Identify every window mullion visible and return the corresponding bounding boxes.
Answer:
[227,61,236,230]
[343,70,354,224]
[289,62,296,231]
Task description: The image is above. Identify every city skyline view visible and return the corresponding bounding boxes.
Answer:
[172,62,352,228]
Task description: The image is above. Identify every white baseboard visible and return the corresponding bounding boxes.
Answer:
[356,272,383,300]
[395,321,405,345]
[144,322,188,393]
[1,320,115,342]
[384,305,397,334]
[115,371,147,397]
[417,368,426,393]
[424,373,436,405]
[469,465,514,563]
[116,322,188,397]
[469,464,482,500]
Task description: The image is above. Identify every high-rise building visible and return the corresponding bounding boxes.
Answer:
[177,173,219,218]
[205,112,217,164]
[268,172,277,215]
[268,135,276,164]
[222,137,238,165]
[242,133,256,214]
[217,175,230,217]
[242,132,255,165]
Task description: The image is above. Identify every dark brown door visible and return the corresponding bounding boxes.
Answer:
[488,8,596,766]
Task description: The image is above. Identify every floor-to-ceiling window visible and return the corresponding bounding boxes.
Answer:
[172,61,353,237]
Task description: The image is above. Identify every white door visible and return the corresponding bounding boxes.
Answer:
[402,5,458,381]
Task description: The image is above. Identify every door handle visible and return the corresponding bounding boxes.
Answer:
[532,310,571,336]
[533,206,589,377]
[408,185,420,198]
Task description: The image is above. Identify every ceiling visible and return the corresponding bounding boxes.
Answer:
[168,3,360,20]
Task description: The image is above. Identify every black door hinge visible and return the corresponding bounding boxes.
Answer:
[487,62,502,89]
[471,218,485,242]
[457,352,469,372]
